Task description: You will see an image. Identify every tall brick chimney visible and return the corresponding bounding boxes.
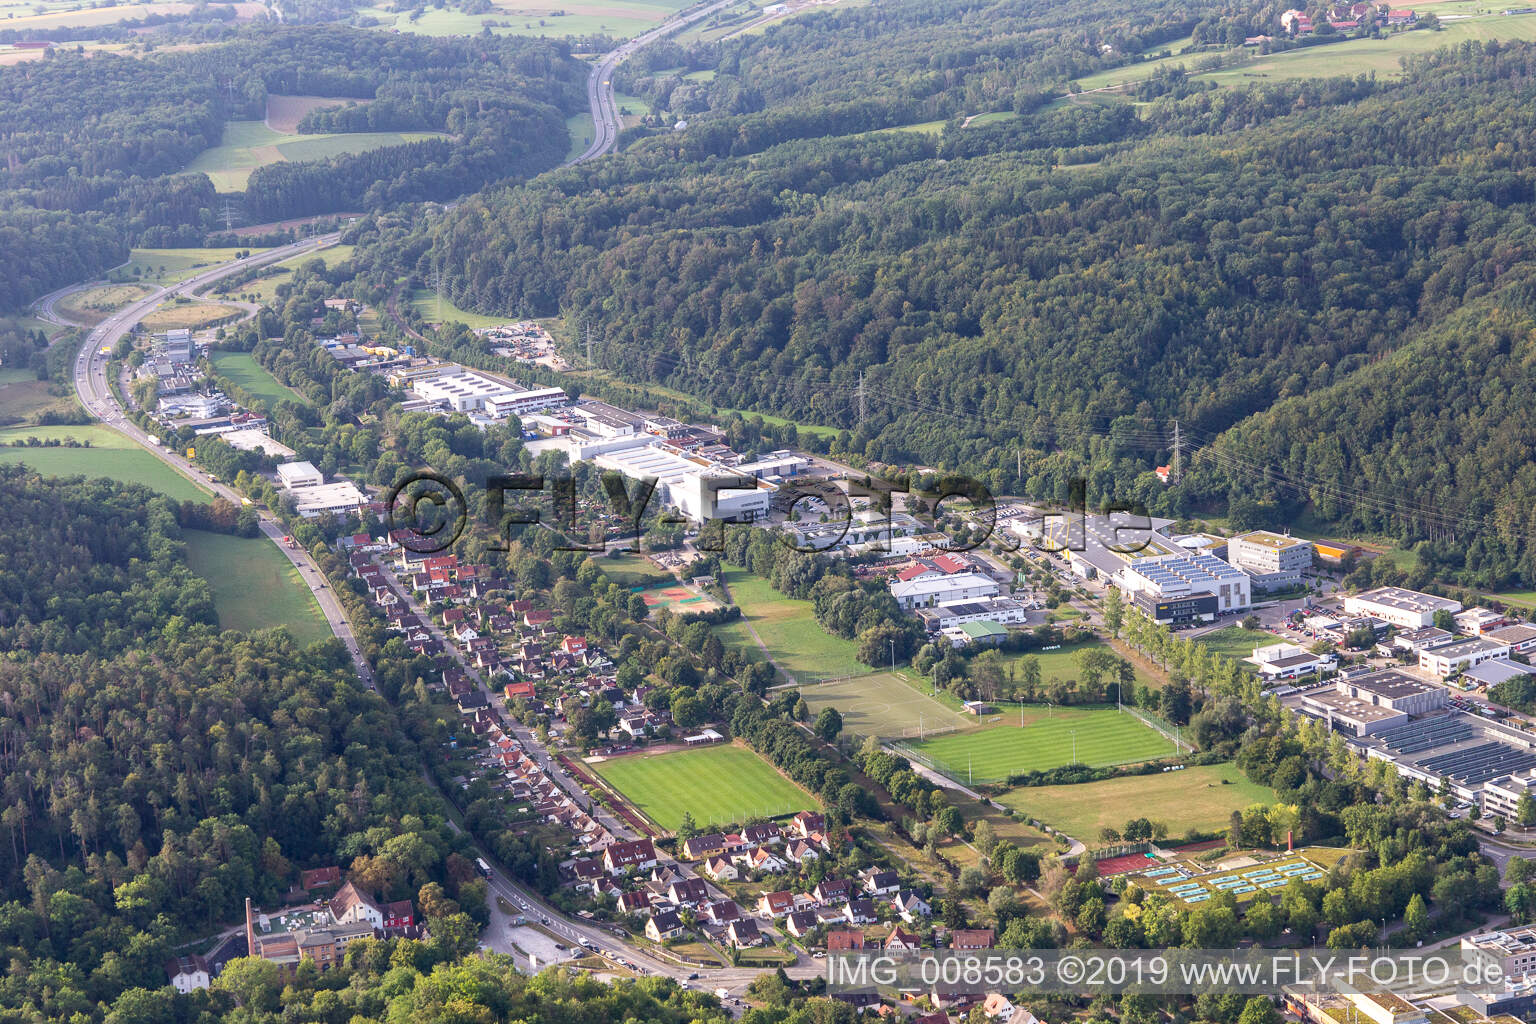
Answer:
[245,897,256,957]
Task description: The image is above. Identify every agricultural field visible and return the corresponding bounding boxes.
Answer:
[138,301,241,332]
[1203,16,1536,84]
[0,0,262,32]
[53,284,155,327]
[1193,626,1274,662]
[409,288,514,329]
[265,95,367,133]
[589,743,813,831]
[210,351,311,408]
[109,248,271,286]
[183,530,330,645]
[185,120,446,192]
[997,763,1279,842]
[715,566,870,681]
[901,706,1176,783]
[0,424,210,502]
[0,367,74,426]
[797,670,973,742]
[355,0,694,39]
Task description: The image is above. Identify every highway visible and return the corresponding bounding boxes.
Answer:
[573,0,740,163]
[34,235,375,689]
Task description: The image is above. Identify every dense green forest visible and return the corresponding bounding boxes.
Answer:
[0,467,497,1018]
[399,0,1536,587]
[0,28,585,309]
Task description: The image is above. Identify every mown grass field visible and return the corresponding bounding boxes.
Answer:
[904,707,1175,783]
[408,287,513,329]
[1193,626,1274,662]
[0,424,210,502]
[185,120,446,192]
[53,284,155,327]
[139,301,241,332]
[183,529,331,645]
[110,248,271,286]
[997,763,1278,841]
[357,0,693,39]
[998,640,1163,692]
[715,565,870,681]
[210,351,311,408]
[599,551,674,588]
[590,743,813,830]
[565,112,596,163]
[797,670,973,741]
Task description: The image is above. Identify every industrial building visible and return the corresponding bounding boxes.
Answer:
[1226,530,1313,590]
[916,597,1032,633]
[1295,670,1447,736]
[593,443,774,524]
[410,370,566,419]
[277,461,325,490]
[164,328,194,364]
[1249,642,1329,681]
[1418,636,1512,679]
[1343,586,1463,629]
[1113,551,1251,624]
[888,572,1001,610]
[276,460,365,518]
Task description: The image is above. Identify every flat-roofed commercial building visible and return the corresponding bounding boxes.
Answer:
[1419,636,1512,679]
[1297,688,1410,736]
[1227,530,1314,590]
[1114,552,1251,624]
[1488,623,1536,655]
[412,370,566,419]
[594,442,774,524]
[1343,586,1463,629]
[1335,669,1448,715]
[277,461,324,490]
[292,481,367,518]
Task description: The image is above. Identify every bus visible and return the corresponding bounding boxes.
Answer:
[474,857,492,878]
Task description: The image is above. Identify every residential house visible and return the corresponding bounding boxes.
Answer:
[603,838,658,875]
[618,890,652,915]
[668,878,710,907]
[165,955,211,993]
[814,878,853,905]
[791,810,827,837]
[744,847,787,874]
[703,899,742,926]
[863,870,900,896]
[646,909,687,942]
[785,839,821,865]
[784,910,820,938]
[702,857,738,882]
[300,866,342,891]
[742,822,782,846]
[950,928,995,950]
[682,834,727,861]
[727,919,763,948]
[845,899,877,924]
[826,929,867,952]
[758,891,795,918]
[893,891,931,922]
[884,925,922,950]
[329,881,384,929]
